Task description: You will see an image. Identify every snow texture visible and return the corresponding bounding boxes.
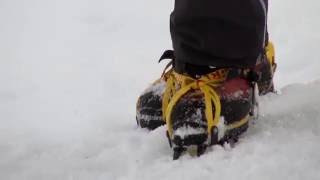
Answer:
[217,117,227,140]
[174,126,206,138]
[1,0,320,179]
[142,80,166,97]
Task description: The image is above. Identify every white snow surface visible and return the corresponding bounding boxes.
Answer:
[142,79,166,97]
[1,0,320,179]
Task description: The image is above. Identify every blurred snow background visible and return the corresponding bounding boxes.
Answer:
[0,0,320,179]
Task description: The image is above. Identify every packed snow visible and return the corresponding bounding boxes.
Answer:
[1,0,320,179]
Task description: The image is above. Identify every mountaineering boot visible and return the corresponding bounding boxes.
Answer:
[135,42,277,159]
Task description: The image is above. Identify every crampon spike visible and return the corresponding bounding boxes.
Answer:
[197,145,207,157]
[173,147,185,160]
[136,116,139,126]
[166,131,172,148]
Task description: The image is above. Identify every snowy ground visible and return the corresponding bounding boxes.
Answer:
[1,0,320,179]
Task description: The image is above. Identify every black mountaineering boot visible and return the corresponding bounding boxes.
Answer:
[136,42,276,160]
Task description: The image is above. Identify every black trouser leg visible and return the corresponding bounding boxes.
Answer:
[170,0,268,71]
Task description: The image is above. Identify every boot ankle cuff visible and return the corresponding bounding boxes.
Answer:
[174,60,214,77]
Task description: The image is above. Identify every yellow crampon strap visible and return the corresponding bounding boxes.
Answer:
[162,71,225,138]
[226,115,249,131]
[266,41,275,65]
